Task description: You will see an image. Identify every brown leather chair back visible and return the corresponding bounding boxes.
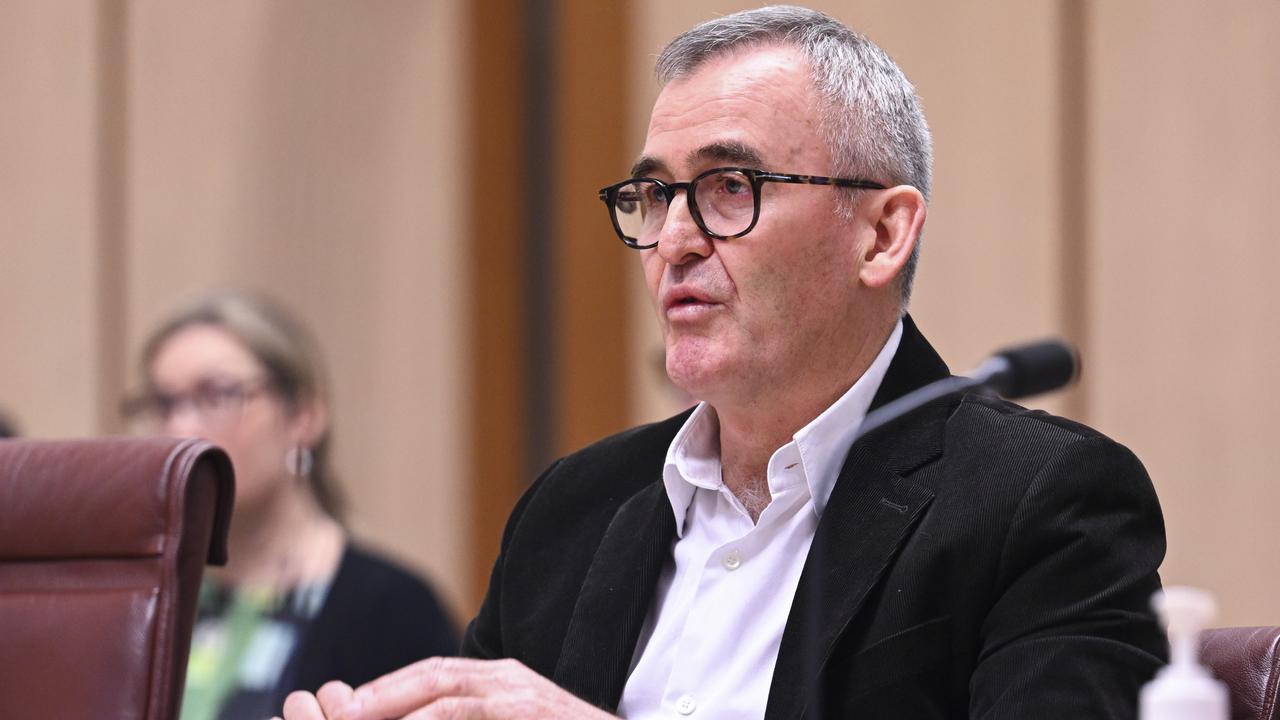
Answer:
[1202,626,1280,720]
[0,437,234,720]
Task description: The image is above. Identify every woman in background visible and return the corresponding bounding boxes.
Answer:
[124,291,457,720]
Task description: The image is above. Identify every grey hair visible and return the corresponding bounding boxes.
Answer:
[656,5,933,311]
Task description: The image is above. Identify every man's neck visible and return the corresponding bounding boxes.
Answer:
[711,316,898,520]
[715,378,851,520]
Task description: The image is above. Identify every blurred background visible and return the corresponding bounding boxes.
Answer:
[2,0,1277,626]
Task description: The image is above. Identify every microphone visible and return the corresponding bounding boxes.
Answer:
[856,339,1079,441]
[972,338,1079,399]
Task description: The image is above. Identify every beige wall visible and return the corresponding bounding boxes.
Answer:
[1,1,101,437]
[626,1,1280,626]
[1088,1,1280,624]
[3,1,1278,628]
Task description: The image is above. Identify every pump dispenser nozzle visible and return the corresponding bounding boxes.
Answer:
[1139,586,1229,720]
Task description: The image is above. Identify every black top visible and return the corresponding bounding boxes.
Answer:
[217,543,459,719]
[287,543,459,691]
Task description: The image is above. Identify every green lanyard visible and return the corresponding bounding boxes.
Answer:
[180,584,278,720]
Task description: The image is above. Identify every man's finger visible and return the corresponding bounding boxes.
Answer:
[282,690,329,720]
[339,657,513,720]
[362,656,510,692]
[316,680,355,716]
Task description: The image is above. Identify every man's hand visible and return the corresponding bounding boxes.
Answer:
[277,680,356,719]
[275,657,617,720]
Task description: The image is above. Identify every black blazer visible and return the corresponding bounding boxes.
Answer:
[463,317,1167,719]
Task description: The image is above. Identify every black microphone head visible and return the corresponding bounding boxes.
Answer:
[988,339,1079,399]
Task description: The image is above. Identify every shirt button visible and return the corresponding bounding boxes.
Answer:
[676,694,697,715]
[722,550,742,571]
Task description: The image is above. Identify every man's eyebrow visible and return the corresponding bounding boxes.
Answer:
[630,141,765,179]
[690,141,764,169]
[630,156,667,178]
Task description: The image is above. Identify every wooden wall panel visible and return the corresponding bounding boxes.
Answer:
[0,1,102,438]
[553,0,632,456]
[464,0,632,607]
[466,0,528,608]
[1088,0,1280,624]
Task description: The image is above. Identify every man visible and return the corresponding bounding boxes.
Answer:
[283,6,1166,719]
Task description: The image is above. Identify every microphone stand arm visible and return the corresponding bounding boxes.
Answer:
[855,355,1011,441]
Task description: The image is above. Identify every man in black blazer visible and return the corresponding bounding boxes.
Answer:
[283,6,1165,720]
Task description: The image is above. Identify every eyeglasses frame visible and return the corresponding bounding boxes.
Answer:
[597,166,887,249]
[121,376,276,428]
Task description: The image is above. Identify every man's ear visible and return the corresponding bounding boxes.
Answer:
[857,185,927,289]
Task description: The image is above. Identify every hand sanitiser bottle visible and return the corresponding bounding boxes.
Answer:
[1139,586,1229,720]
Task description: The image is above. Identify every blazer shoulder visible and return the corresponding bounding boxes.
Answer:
[495,410,691,558]
[940,392,1152,495]
[951,391,1132,452]
[534,409,692,502]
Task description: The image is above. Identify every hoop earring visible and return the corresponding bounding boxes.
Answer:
[285,446,314,477]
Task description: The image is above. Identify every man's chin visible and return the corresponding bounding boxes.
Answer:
[666,356,730,404]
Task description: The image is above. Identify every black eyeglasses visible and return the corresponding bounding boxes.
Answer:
[597,166,886,249]
[121,377,274,430]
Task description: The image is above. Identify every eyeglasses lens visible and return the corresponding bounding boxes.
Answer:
[611,181,664,245]
[695,170,755,237]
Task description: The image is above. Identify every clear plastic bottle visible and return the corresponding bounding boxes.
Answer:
[1139,586,1229,720]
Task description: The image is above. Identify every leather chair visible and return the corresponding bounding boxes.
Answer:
[1202,626,1280,720]
[0,437,234,720]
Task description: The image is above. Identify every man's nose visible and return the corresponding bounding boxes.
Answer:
[655,192,713,265]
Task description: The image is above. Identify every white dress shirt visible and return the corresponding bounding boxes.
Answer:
[617,320,903,719]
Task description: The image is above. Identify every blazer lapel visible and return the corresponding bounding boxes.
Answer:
[553,481,675,710]
[766,315,952,720]
[765,445,937,719]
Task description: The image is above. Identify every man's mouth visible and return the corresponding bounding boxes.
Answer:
[663,286,723,319]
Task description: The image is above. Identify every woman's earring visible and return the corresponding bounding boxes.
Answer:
[285,445,314,477]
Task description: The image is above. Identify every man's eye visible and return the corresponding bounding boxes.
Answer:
[615,191,640,213]
[643,185,668,205]
[706,172,750,196]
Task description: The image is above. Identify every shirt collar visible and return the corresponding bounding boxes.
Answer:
[661,402,720,536]
[660,320,904,536]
